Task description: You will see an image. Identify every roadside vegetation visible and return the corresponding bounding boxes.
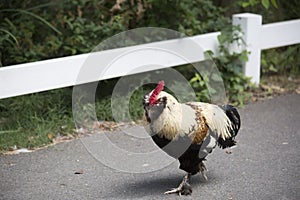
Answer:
[0,0,299,152]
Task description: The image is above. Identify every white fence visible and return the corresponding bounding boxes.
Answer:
[233,13,300,84]
[0,13,299,99]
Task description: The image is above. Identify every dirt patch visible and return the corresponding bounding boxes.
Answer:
[249,75,300,102]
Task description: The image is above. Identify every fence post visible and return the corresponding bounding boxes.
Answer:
[232,13,262,85]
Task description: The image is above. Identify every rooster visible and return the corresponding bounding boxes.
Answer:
[143,80,241,195]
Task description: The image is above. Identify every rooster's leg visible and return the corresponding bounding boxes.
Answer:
[164,173,192,196]
[199,161,208,180]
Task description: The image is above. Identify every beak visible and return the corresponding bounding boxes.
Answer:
[143,94,150,107]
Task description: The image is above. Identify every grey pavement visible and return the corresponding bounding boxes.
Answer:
[0,94,299,200]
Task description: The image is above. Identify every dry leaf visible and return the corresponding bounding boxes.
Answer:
[296,86,300,94]
[110,0,126,12]
[74,169,84,174]
[47,133,53,140]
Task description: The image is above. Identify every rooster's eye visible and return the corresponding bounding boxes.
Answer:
[143,94,150,106]
[160,96,167,108]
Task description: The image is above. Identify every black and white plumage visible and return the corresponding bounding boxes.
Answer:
[143,81,241,195]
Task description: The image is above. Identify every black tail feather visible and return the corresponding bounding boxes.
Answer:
[217,137,237,149]
[217,104,241,149]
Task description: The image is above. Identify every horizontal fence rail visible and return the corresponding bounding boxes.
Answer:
[0,13,300,99]
[0,32,220,99]
[261,19,300,50]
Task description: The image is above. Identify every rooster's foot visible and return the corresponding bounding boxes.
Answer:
[164,173,192,196]
[199,161,208,180]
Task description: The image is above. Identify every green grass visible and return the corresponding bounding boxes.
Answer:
[0,83,148,152]
[0,88,74,152]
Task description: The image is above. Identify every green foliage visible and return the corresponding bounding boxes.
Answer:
[239,0,278,9]
[0,0,127,66]
[279,0,300,20]
[189,25,253,106]
[143,0,228,35]
[214,26,253,106]
[128,88,147,121]
[0,0,229,67]
[0,89,74,151]
[189,73,210,103]
[72,80,150,125]
[262,44,300,76]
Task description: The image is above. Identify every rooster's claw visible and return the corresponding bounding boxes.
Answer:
[164,181,192,196]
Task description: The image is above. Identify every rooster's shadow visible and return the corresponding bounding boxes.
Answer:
[107,172,216,199]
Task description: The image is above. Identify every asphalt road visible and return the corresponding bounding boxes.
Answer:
[1,94,299,200]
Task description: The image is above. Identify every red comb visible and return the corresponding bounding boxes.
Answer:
[149,81,164,105]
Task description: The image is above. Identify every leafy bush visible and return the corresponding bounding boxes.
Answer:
[189,25,253,106]
[0,0,127,66]
[261,45,300,76]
